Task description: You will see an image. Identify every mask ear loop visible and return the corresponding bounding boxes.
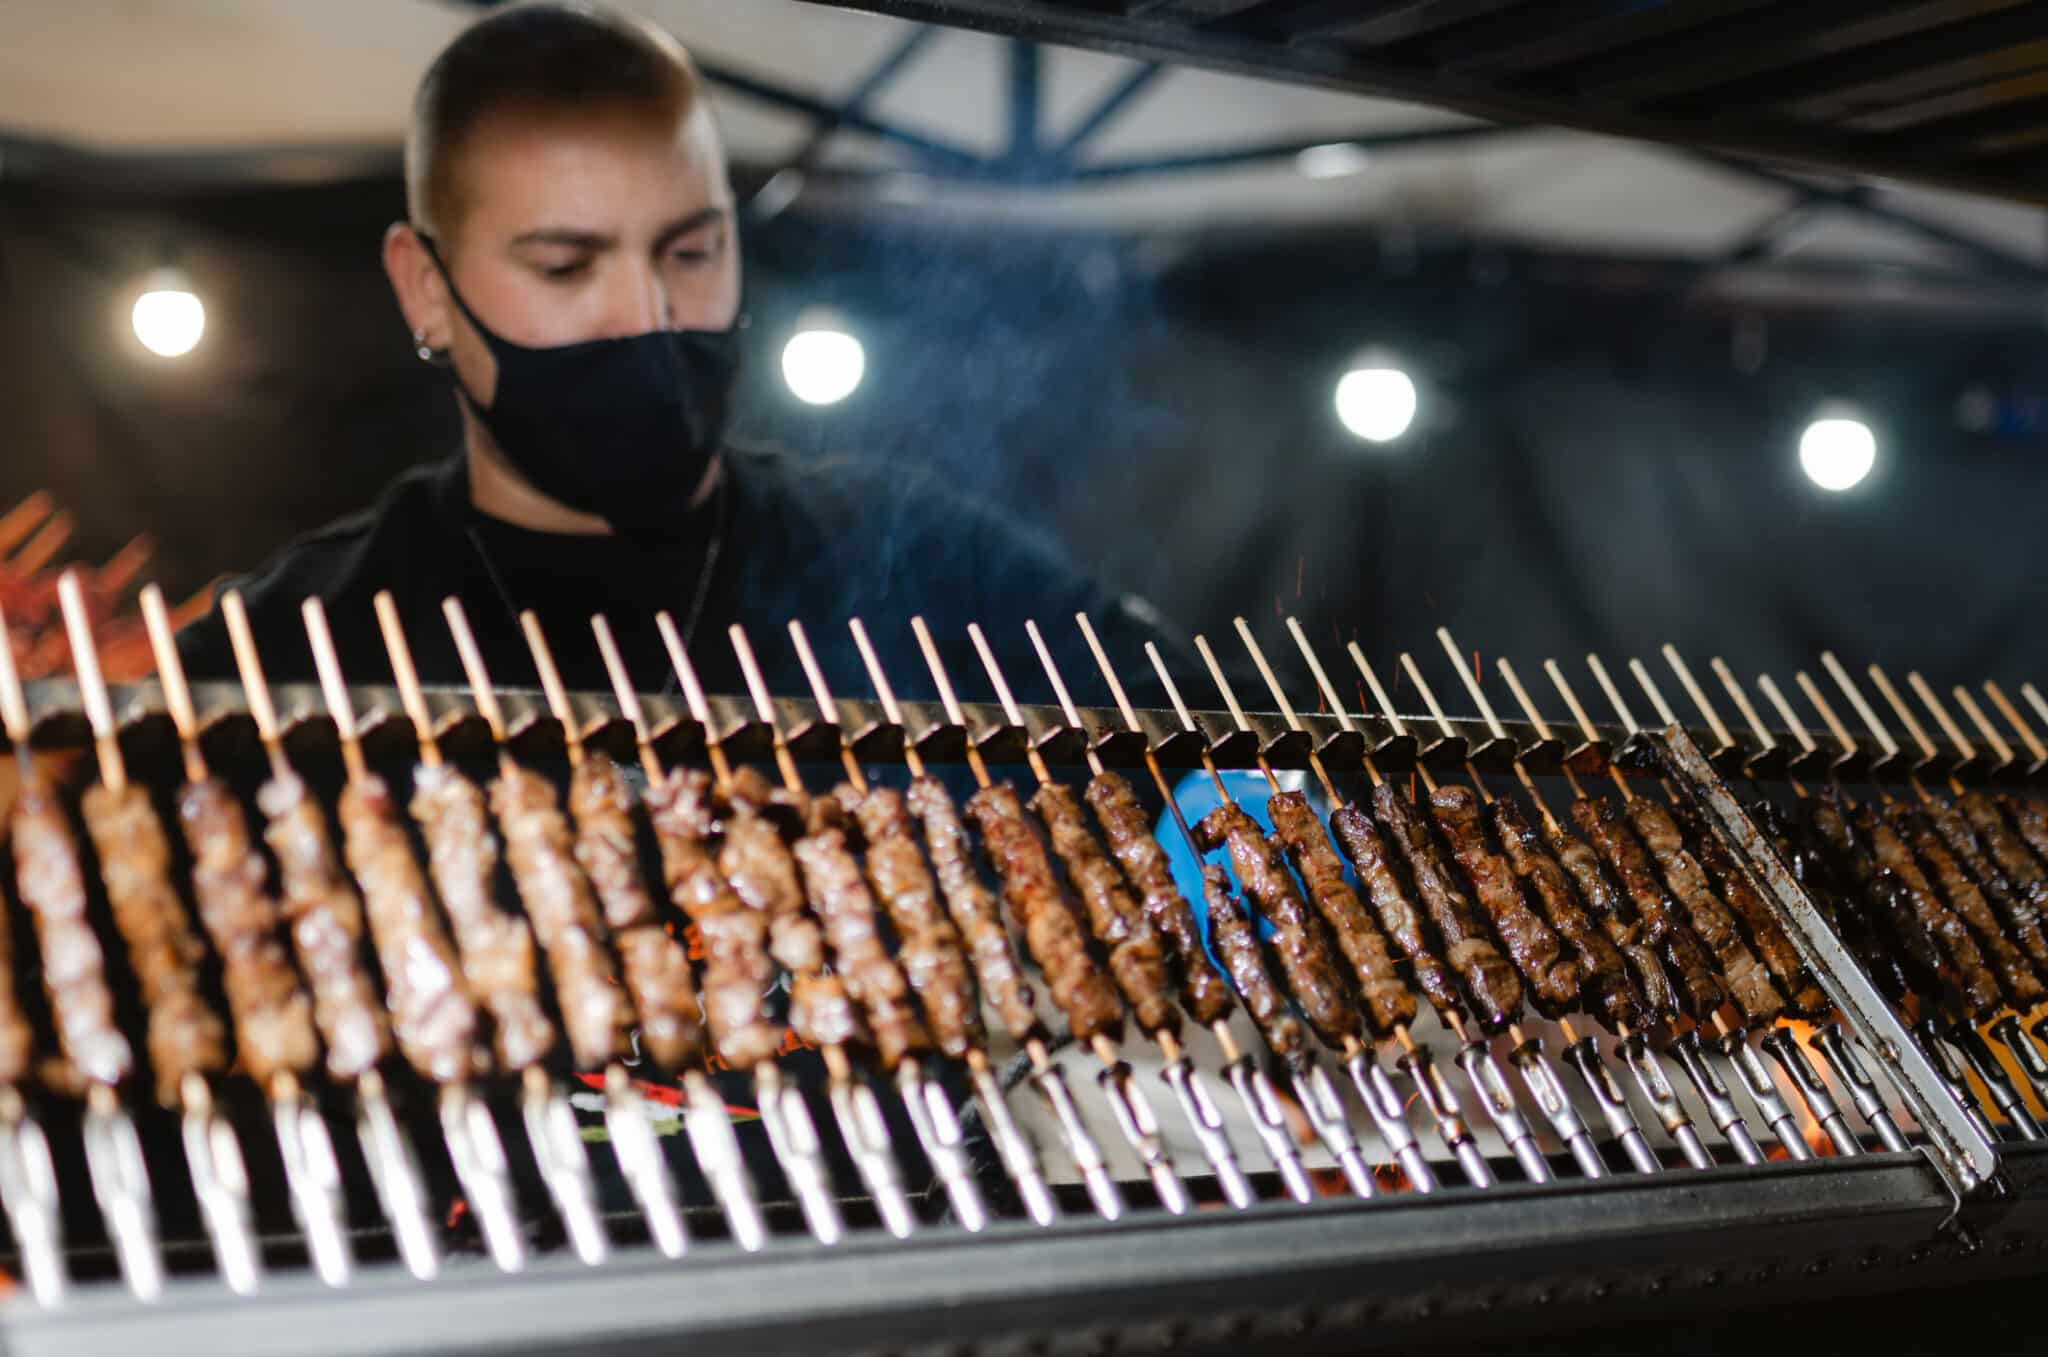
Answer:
[411,230,497,404]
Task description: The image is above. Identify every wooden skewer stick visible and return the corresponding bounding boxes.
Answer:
[1951,686,2014,772]
[373,593,442,769]
[222,591,442,1281]
[140,585,353,1289]
[1985,682,2048,766]
[56,572,126,793]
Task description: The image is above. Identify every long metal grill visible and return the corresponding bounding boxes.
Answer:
[0,574,2045,1347]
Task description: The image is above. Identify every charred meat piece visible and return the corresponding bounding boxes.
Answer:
[644,768,782,1070]
[336,774,478,1083]
[969,783,1124,1044]
[1856,803,2001,1020]
[1542,813,1679,1022]
[1756,799,1905,1005]
[259,772,390,1079]
[1194,801,1355,1048]
[1810,796,1949,1000]
[12,780,130,1086]
[1266,792,1414,1036]
[491,766,634,1069]
[719,803,826,982]
[1666,800,1830,1019]
[410,764,555,1072]
[1085,772,1234,1026]
[1623,799,1783,1025]
[793,795,932,1069]
[1571,796,1724,1018]
[1430,786,1579,1017]
[853,786,983,1061]
[567,754,705,1072]
[1490,798,1641,1031]
[2005,797,2048,874]
[80,781,227,1103]
[1328,805,1464,1020]
[1030,782,1179,1037]
[176,778,319,1084]
[1372,782,1521,1030]
[1201,865,1308,1069]
[1946,794,2048,979]
[910,777,1040,1043]
[1890,803,2044,1011]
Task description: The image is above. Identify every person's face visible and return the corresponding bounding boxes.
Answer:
[392,96,739,407]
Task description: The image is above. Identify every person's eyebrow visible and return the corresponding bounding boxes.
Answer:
[507,227,617,250]
[652,206,729,253]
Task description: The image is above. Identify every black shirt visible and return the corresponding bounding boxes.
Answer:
[176,446,1190,716]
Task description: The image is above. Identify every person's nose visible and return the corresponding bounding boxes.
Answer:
[601,261,668,337]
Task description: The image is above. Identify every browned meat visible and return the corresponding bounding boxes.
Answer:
[0,834,35,1085]
[1810,796,1947,1000]
[1892,804,2045,1011]
[1490,798,1642,1031]
[1030,783,1179,1037]
[1665,800,1831,1019]
[1084,772,1234,1027]
[1266,792,1414,1036]
[1430,786,1579,1017]
[968,783,1125,1044]
[80,781,227,1103]
[259,772,390,1079]
[1857,803,2001,1019]
[2007,797,2048,873]
[410,764,555,1072]
[1755,799,1901,1005]
[491,766,634,1069]
[852,786,983,1060]
[793,799,932,1069]
[11,781,126,1086]
[1371,782,1522,1030]
[790,972,864,1050]
[177,779,319,1083]
[719,808,825,979]
[909,777,1041,1043]
[1542,813,1680,1021]
[1949,794,2048,979]
[1328,805,1464,1019]
[1201,865,1307,1069]
[566,754,705,1071]
[1625,798,1784,1026]
[336,774,479,1083]
[1194,801,1355,1048]
[1571,796,1725,1018]
[643,768,782,1069]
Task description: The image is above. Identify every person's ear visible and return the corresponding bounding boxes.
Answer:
[383,222,452,353]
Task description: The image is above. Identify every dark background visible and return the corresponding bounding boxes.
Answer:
[4,169,2045,714]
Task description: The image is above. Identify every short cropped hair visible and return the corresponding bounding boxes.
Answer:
[406,2,702,238]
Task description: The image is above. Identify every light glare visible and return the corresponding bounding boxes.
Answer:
[1334,367,1417,443]
[781,328,865,406]
[1799,417,1876,491]
[131,285,205,358]
[1295,142,1372,180]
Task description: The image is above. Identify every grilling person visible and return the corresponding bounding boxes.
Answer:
[174,2,1184,704]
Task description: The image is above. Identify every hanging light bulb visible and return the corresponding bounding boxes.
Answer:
[1334,365,1418,444]
[131,267,205,358]
[1798,414,1876,492]
[781,307,865,406]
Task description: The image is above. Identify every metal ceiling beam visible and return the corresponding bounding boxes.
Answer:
[1069,120,1521,180]
[781,27,941,172]
[1007,39,1045,169]
[1050,62,1166,160]
[695,56,995,176]
[1688,153,2046,278]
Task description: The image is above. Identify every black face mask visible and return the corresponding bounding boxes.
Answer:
[420,235,740,542]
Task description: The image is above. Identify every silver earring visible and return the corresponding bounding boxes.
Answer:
[414,328,449,366]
